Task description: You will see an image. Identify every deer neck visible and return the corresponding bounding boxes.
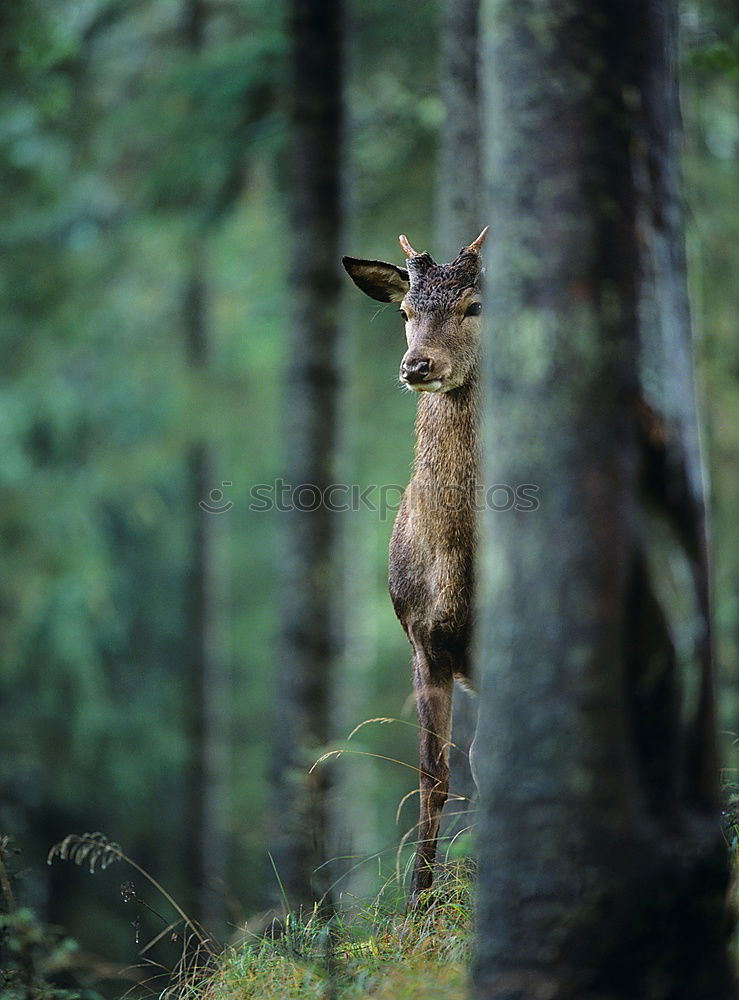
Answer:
[412,378,479,502]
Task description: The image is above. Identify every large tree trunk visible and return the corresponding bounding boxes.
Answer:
[268,0,344,911]
[436,0,481,832]
[473,1,734,997]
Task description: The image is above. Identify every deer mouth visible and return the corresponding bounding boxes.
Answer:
[406,378,444,392]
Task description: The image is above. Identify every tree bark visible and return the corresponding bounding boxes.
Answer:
[474,1,734,997]
[268,0,344,911]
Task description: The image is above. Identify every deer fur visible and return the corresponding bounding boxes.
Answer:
[343,230,487,906]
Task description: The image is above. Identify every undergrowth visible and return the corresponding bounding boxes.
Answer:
[175,860,475,1000]
[1,835,106,1000]
[39,744,738,997]
[44,830,474,999]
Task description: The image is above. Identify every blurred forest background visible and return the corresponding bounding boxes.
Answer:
[0,0,737,985]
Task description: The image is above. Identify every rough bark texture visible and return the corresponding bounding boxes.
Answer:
[268,0,344,910]
[436,0,482,822]
[474,0,735,997]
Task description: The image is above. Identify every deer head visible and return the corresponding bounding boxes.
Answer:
[343,228,489,393]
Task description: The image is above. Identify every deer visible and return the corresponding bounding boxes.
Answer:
[342,228,488,907]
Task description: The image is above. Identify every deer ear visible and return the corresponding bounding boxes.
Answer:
[342,257,410,303]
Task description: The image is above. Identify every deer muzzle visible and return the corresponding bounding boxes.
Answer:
[401,356,445,392]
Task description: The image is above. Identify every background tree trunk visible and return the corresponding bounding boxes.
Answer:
[181,0,230,936]
[436,0,481,835]
[436,0,482,261]
[268,0,344,911]
[474,0,734,997]
[183,249,230,936]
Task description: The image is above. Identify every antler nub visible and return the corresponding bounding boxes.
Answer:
[399,234,420,258]
[467,226,490,253]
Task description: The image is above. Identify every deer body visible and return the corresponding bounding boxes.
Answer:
[390,386,478,656]
[343,230,487,906]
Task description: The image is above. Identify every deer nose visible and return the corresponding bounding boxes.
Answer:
[401,358,431,384]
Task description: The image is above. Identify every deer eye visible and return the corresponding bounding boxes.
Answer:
[465,302,482,318]
[399,308,408,322]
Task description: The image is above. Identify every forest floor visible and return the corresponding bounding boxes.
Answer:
[178,862,473,1000]
[178,831,739,1000]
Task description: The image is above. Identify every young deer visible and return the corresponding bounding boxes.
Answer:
[343,228,488,906]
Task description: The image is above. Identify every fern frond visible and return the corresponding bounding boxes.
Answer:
[48,831,212,950]
[47,832,123,874]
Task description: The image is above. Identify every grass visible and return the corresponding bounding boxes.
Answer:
[43,771,737,997]
[41,791,739,999]
[174,860,474,1000]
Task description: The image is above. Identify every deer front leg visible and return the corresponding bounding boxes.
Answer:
[408,637,453,909]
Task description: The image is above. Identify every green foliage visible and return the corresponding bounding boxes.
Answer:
[99,33,286,219]
[0,907,101,1000]
[687,32,739,76]
[0,836,105,1000]
[0,908,91,1000]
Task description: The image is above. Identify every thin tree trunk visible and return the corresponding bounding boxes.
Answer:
[268,0,344,911]
[436,0,482,261]
[436,0,481,831]
[183,243,230,937]
[474,0,734,996]
[181,0,230,935]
